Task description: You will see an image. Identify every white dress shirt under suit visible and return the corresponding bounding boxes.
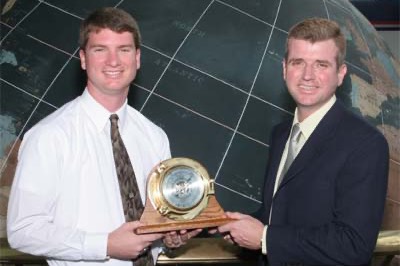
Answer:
[7,89,171,266]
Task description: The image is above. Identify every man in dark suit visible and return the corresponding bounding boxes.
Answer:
[217,17,389,265]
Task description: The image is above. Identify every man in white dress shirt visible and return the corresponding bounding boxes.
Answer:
[7,7,197,266]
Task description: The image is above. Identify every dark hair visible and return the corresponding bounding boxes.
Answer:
[285,17,346,68]
[79,7,141,49]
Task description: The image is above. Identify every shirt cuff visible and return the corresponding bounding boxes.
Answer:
[83,232,109,260]
[261,225,268,255]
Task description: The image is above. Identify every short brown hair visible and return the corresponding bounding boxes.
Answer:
[285,17,346,68]
[79,7,141,50]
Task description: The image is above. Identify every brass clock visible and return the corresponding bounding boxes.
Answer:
[147,157,214,220]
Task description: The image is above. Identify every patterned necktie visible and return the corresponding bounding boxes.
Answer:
[110,114,153,266]
[277,123,302,187]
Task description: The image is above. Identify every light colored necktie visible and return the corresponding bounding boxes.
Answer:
[110,114,153,266]
[277,123,302,187]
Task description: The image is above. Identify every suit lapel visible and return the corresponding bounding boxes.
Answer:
[270,123,291,183]
[262,121,291,214]
[277,101,346,190]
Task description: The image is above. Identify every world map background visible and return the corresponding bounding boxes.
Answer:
[1,0,399,238]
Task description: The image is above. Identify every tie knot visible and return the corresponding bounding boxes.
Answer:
[110,114,120,135]
[291,123,302,143]
[110,114,119,127]
[110,114,119,122]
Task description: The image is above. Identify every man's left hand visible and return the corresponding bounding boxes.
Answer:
[163,228,202,249]
[217,212,264,250]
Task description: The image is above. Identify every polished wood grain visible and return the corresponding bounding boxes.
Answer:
[137,195,234,234]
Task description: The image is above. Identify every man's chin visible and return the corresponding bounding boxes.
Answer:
[104,83,131,92]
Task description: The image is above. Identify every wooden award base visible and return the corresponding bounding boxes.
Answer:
[136,195,234,234]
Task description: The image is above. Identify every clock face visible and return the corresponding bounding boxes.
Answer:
[161,166,205,210]
[146,157,213,220]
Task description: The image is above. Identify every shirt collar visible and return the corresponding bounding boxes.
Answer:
[293,95,336,140]
[80,89,128,133]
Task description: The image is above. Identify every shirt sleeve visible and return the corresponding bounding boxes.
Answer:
[7,125,108,260]
[161,130,171,160]
[261,225,268,255]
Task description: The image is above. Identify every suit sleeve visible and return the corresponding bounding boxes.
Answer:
[267,131,389,265]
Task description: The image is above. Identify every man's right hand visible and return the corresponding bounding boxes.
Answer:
[107,221,164,259]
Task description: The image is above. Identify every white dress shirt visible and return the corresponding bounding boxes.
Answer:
[7,89,171,266]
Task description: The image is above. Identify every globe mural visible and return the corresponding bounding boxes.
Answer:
[0,0,399,240]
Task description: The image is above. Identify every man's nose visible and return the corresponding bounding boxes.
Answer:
[106,50,120,66]
[302,64,315,80]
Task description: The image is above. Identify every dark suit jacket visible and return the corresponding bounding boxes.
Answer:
[259,100,389,266]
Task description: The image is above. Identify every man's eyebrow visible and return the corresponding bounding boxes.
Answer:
[118,44,135,48]
[87,44,106,48]
[288,58,333,65]
[314,59,333,66]
[87,43,134,47]
[288,58,304,63]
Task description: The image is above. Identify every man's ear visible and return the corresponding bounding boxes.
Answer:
[337,64,347,87]
[282,60,287,81]
[79,49,86,70]
[135,48,141,70]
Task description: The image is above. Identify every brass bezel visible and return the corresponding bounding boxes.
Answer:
[147,158,214,220]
